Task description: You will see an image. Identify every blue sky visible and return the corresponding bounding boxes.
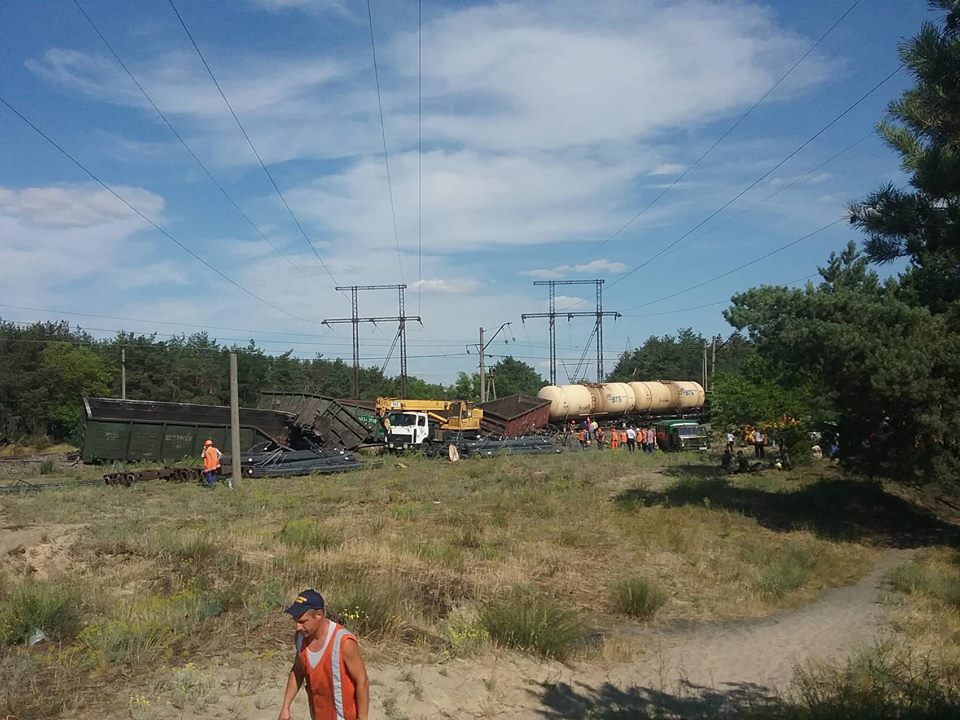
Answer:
[0,0,932,384]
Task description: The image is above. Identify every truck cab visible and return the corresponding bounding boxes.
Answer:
[384,410,431,450]
[376,398,483,452]
[655,419,709,451]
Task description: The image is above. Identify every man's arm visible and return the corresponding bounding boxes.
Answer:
[342,639,369,720]
[278,654,304,720]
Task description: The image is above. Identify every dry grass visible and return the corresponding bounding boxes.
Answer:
[887,548,960,664]
[0,451,892,716]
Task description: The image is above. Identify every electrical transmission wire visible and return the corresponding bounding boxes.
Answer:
[572,0,865,267]
[417,0,423,314]
[71,0,309,278]
[365,0,406,284]
[621,273,820,317]
[164,0,340,287]
[621,218,844,312]
[0,94,320,326]
[607,64,903,291]
[652,128,876,261]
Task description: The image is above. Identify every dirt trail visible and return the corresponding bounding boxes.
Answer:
[201,549,914,720]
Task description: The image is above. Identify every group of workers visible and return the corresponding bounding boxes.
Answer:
[573,418,657,452]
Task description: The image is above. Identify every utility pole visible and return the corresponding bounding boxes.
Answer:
[711,336,717,390]
[478,327,485,403]
[468,323,512,403]
[121,347,126,400]
[522,279,620,384]
[228,352,240,490]
[323,285,422,399]
[702,339,708,392]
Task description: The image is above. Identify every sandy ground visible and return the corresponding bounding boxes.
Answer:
[181,548,914,720]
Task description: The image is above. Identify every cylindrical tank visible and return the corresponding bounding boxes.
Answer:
[663,380,705,410]
[594,383,635,416]
[538,380,704,421]
[537,384,594,421]
[645,382,675,412]
[628,382,653,412]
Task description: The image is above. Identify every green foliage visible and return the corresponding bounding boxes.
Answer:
[609,577,667,620]
[725,3,960,484]
[890,560,960,608]
[278,519,343,550]
[485,356,545,397]
[1,651,68,720]
[608,328,752,382]
[480,586,586,659]
[0,581,83,645]
[767,643,960,720]
[757,549,815,599]
[0,319,457,443]
[329,578,403,639]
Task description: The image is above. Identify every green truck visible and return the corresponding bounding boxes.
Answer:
[654,419,709,451]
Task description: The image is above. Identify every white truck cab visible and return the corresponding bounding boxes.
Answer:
[384,410,431,450]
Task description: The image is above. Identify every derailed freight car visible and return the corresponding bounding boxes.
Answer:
[537,381,707,423]
[80,397,295,464]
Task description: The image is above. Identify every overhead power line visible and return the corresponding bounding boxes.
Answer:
[653,129,876,260]
[622,273,820,317]
[573,0,865,267]
[418,0,423,314]
[607,64,903,291]
[366,0,406,285]
[164,0,340,287]
[621,218,844,311]
[0,94,319,326]
[71,0,308,277]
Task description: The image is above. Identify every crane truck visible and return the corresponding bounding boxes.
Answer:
[374,397,483,452]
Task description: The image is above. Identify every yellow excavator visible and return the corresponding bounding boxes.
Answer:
[374,397,483,451]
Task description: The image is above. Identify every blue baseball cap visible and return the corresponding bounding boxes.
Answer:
[284,589,325,617]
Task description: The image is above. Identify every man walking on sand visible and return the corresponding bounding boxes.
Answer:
[279,589,369,720]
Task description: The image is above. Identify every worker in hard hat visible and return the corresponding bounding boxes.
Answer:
[201,439,222,488]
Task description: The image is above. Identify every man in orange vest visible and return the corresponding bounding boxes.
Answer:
[201,439,221,488]
[279,589,369,720]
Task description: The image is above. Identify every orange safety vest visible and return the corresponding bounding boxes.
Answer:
[620,431,627,444]
[296,622,359,720]
[610,432,619,448]
[202,446,221,472]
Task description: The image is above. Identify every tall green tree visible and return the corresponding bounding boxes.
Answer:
[486,356,544,397]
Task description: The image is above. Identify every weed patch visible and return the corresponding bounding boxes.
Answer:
[480,586,586,660]
[769,643,960,720]
[329,578,404,639]
[0,581,83,645]
[279,518,343,550]
[757,548,815,599]
[609,577,667,620]
[0,651,69,719]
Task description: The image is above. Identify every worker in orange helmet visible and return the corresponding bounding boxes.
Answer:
[201,438,222,488]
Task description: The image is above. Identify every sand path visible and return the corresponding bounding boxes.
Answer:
[205,548,913,720]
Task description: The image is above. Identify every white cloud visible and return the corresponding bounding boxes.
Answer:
[649,163,686,176]
[523,258,627,279]
[0,185,183,306]
[554,295,588,311]
[412,278,484,294]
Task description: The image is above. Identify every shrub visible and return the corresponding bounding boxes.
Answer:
[38,459,56,475]
[279,519,343,550]
[769,644,960,720]
[1,652,68,719]
[758,548,814,599]
[0,581,83,645]
[329,578,403,639]
[480,586,586,660]
[890,561,960,608]
[609,577,667,620]
[77,619,169,668]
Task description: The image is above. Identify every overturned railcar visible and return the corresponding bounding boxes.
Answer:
[80,397,295,464]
